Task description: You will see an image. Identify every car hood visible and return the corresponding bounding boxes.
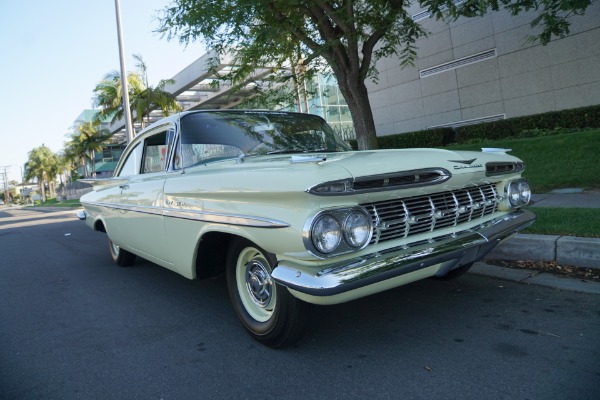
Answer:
[173,148,522,197]
[320,148,519,178]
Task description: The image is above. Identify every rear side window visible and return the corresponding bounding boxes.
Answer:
[142,128,176,174]
[117,144,142,177]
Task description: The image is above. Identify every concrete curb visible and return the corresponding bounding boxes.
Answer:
[469,262,600,295]
[485,233,600,269]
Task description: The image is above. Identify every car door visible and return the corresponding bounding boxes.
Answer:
[111,124,176,264]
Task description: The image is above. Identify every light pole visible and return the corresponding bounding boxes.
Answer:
[114,0,134,143]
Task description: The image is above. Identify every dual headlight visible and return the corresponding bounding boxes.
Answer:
[506,179,531,207]
[306,207,373,257]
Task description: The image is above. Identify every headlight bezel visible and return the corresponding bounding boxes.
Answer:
[505,179,531,208]
[305,207,373,258]
[310,213,342,254]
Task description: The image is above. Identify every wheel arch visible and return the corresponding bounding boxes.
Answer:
[193,231,235,279]
[93,218,107,233]
[192,224,282,279]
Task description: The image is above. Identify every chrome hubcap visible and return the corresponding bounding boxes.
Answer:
[245,261,273,308]
[236,247,276,322]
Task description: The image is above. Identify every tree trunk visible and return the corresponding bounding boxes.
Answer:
[81,157,88,178]
[40,174,47,203]
[335,75,379,150]
[91,150,96,178]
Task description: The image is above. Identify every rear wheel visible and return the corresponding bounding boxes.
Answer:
[226,238,310,348]
[108,238,136,267]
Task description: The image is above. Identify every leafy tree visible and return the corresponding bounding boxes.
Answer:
[24,145,58,202]
[93,55,181,131]
[158,0,596,150]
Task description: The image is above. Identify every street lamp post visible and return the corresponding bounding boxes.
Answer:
[114,0,134,143]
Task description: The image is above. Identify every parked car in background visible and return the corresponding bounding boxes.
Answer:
[79,110,535,347]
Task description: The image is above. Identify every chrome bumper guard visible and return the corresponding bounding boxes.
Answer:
[272,210,535,297]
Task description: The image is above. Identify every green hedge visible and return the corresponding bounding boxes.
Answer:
[348,127,454,150]
[378,127,454,149]
[454,104,600,143]
[348,104,600,149]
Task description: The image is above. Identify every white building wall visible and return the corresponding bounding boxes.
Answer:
[368,4,600,135]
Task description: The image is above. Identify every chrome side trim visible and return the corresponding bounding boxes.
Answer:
[84,201,163,216]
[272,209,535,297]
[162,208,290,228]
[84,201,289,228]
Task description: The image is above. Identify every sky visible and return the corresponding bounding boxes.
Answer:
[0,0,205,183]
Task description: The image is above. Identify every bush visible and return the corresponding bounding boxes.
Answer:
[345,105,600,149]
[378,127,454,149]
[348,127,454,150]
[454,105,600,143]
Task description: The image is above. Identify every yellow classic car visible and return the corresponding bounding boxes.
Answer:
[79,110,535,347]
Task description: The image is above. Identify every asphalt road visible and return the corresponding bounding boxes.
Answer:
[1,208,599,400]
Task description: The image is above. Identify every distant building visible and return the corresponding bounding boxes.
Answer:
[367,4,600,135]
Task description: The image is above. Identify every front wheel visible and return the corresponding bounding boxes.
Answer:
[108,238,136,267]
[226,238,310,348]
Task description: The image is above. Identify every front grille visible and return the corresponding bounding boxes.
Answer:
[362,184,500,245]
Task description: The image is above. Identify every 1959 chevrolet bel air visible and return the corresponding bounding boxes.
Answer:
[79,110,535,347]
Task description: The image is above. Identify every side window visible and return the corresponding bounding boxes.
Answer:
[142,127,176,174]
[117,144,142,177]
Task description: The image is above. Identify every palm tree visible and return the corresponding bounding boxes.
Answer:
[24,145,58,202]
[92,70,145,127]
[79,121,112,177]
[93,55,181,131]
[65,121,112,178]
[132,54,181,128]
[63,142,85,179]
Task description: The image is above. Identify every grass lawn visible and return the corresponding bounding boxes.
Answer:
[524,207,600,238]
[445,129,600,193]
[37,198,82,208]
[446,129,600,238]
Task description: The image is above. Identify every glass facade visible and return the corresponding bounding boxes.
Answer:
[301,74,355,141]
[238,73,355,141]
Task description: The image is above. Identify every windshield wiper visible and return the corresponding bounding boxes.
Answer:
[266,148,333,155]
[266,149,306,155]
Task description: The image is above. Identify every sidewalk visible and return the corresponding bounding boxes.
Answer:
[486,189,600,266]
[479,189,600,293]
[470,262,600,295]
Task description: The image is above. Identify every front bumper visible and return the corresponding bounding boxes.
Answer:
[272,209,535,304]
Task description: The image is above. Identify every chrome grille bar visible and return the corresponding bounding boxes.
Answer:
[363,184,500,245]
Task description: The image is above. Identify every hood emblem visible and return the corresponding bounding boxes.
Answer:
[448,158,477,165]
[449,158,483,170]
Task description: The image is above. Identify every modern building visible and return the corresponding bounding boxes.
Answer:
[366,3,600,135]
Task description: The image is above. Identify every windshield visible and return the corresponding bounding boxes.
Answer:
[178,111,351,167]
